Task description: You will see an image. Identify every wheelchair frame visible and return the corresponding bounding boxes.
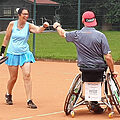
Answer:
[64,71,120,118]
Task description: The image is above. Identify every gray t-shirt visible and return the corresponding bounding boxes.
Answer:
[65,27,111,67]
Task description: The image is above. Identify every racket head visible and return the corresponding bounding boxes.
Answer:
[0,56,8,64]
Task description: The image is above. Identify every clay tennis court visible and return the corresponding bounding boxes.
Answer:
[0,61,120,120]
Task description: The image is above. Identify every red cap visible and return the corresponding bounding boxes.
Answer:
[82,11,97,27]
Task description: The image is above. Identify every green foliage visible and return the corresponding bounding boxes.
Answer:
[95,0,120,24]
[53,0,120,27]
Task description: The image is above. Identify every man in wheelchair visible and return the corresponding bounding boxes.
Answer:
[53,11,117,114]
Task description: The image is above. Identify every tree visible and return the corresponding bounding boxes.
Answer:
[53,0,120,23]
[84,0,120,30]
[98,0,120,24]
[53,0,78,28]
[52,0,120,30]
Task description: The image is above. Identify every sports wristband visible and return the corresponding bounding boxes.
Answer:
[1,46,6,54]
[56,25,61,29]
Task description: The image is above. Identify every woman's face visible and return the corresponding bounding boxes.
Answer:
[19,9,29,22]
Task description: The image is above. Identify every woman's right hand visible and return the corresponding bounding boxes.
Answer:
[43,22,49,28]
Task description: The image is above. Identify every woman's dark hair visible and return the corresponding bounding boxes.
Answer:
[18,7,29,15]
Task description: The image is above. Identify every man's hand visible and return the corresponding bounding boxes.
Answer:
[112,71,118,78]
[53,22,61,29]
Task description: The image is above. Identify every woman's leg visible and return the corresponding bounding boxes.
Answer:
[21,62,32,100]
[6,65,18,105]
[21,62,37,108]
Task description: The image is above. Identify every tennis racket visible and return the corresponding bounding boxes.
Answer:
[0,56,8,64]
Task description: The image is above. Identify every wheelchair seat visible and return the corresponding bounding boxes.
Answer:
[80,65,106,82]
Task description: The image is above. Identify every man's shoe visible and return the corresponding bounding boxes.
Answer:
[5,94,13,105]
[27,100,37,109]
[90,101,104,114]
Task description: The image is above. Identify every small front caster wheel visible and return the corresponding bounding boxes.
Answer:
[70,111,75,118]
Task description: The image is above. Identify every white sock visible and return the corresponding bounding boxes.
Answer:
[27,99,32,102]
[6,93,11,95]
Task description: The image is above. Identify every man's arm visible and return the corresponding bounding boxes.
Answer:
[53,22,66,38]
[104,53,115,74]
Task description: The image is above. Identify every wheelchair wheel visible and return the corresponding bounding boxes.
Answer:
[64,73,82,115]
[107,73,120,114]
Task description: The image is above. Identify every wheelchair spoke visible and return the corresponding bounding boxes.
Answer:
[64,73,82,115]
[107,73,120,114]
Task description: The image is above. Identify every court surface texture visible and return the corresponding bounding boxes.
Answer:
[0,61,120,120]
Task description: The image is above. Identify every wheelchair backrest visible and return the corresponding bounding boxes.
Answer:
[80,66,106,82]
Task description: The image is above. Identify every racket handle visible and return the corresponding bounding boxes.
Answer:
[1,46,6,54]
[0,53,4,59]
[0,56,3,59]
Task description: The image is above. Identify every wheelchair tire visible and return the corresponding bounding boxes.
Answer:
[107,73,120,114]
[64,73,82,115]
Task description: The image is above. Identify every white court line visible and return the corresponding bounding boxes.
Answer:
[12,116,33,120]
[12,107,87,120]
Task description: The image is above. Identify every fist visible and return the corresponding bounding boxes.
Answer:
[43,22,49,28]
[53,22,61,29]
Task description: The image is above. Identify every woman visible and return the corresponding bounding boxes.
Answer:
[0,7,49,109]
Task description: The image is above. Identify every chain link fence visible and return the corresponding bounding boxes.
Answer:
[0,1,120,58]
[0,2,120,31]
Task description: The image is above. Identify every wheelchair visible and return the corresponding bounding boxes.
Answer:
[64,66,120,118]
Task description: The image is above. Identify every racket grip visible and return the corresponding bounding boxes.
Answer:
[1,46,6,54]
[0,55,3,59]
